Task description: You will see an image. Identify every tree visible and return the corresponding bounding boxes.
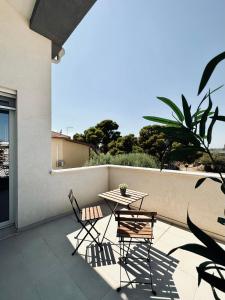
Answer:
[139,125,168,160]
[96,120,120,153]
[108,134,141,155]
[139,125,201,163]
[73,119,120,153]
[73,133,85,143]
[84,127,103,146]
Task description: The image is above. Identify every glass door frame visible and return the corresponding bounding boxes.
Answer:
[0,92,16,229]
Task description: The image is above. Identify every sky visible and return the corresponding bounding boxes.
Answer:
[52,0,225,148]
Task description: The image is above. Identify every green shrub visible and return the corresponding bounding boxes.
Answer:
[197,153,225,172]
[85,152,159,168]
[85,153,112,166]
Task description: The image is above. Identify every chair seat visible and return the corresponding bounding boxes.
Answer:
[81,205,103,221]
[117,221,153,238]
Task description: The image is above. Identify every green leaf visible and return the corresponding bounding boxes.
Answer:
[195,111,215,121]
[157,97,184,122]
[195,176,222,189]
[198,51,225,95]
[182,95,192,128]
[160,127,201,147]
[201,84,224,101]
[207,107,219,144]
[199,93,212,138]
[168,146,204,162]
[143,116,181,126]
[213,115,225,122]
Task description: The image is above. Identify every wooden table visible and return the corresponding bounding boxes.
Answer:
[98,188,148,242]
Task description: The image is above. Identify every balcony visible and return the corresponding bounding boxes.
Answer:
[0,165,224,299]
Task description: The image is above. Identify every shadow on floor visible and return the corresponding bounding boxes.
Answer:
[86,242,117,267]
[118,243,180,299]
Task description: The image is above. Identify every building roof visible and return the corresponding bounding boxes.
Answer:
[30,0,96,59]
[51,131,91,148]
[51,131,71,139]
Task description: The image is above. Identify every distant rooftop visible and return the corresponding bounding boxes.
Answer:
[51,131,71,140]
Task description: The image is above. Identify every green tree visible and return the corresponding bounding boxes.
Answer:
[139,125,168,160]
[73,119,120,153]
[73,133,85,142]
[108,134,140,155]
[96,120,120,153]
[84,127,103,147]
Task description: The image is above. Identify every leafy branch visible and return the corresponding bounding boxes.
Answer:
[143,51,225,299]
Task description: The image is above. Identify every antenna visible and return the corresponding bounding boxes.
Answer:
[65,126,74,137]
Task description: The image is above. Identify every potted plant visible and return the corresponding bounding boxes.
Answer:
[119,183,128,196]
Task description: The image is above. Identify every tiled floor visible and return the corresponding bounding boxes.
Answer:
[0,204,224,300]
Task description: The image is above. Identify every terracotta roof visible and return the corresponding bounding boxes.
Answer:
[51,131,71,139]
[51,131,92,148]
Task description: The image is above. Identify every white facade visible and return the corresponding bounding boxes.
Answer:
[0,0,51,228]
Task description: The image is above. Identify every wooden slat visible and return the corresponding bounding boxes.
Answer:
[112,188,148,198]
[99,192,134,205]
[96,205,103,218]
[117,224,153,238]
[116,210,157,216]
[98,189,148,207]
[116,217,155,222]
[81,205,103,221]
[93,205,99,218]
[111,190,142,201]
[89,207,94,220]
[99,195,131,206]
[81,208,86,221]
[127,188,148,197]
[86,207,90,220]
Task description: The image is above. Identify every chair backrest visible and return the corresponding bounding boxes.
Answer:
[115,210,157,228]
[68,189,82,221]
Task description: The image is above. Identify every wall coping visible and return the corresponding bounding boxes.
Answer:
[51,164,221,178]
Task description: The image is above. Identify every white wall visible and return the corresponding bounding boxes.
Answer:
[109,165,225,242]
[0,0,51,228]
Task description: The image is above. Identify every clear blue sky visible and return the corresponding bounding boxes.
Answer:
[52,0,225,148]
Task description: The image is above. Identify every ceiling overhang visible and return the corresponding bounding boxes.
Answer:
[30,0,96,60]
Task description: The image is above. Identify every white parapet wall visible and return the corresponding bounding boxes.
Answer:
[18,164,225,242]
[18,166,108,229]
[108,165,225,242]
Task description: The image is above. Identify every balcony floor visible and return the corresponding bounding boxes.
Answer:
[0,203,224,300]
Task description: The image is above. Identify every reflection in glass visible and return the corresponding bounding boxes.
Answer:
[0,110,9,223]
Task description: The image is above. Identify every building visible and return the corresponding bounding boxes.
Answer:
[0,0,96,230]
[51,131,90,169]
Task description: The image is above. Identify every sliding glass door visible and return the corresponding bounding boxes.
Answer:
[0,93,16,228]
[0,110,10,225]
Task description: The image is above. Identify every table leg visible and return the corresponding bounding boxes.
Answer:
[101,200,119,243]
[139,197,144,211]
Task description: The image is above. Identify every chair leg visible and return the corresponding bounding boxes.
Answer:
[125,238,132,263]
[147,240,157,295]
[87,220,100,236]
[117,238,122,292]
[75,223,85,239]
[72,220,102,255]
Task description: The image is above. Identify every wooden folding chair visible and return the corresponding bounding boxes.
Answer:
[68,189,103,255]
[115,210,157,295]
